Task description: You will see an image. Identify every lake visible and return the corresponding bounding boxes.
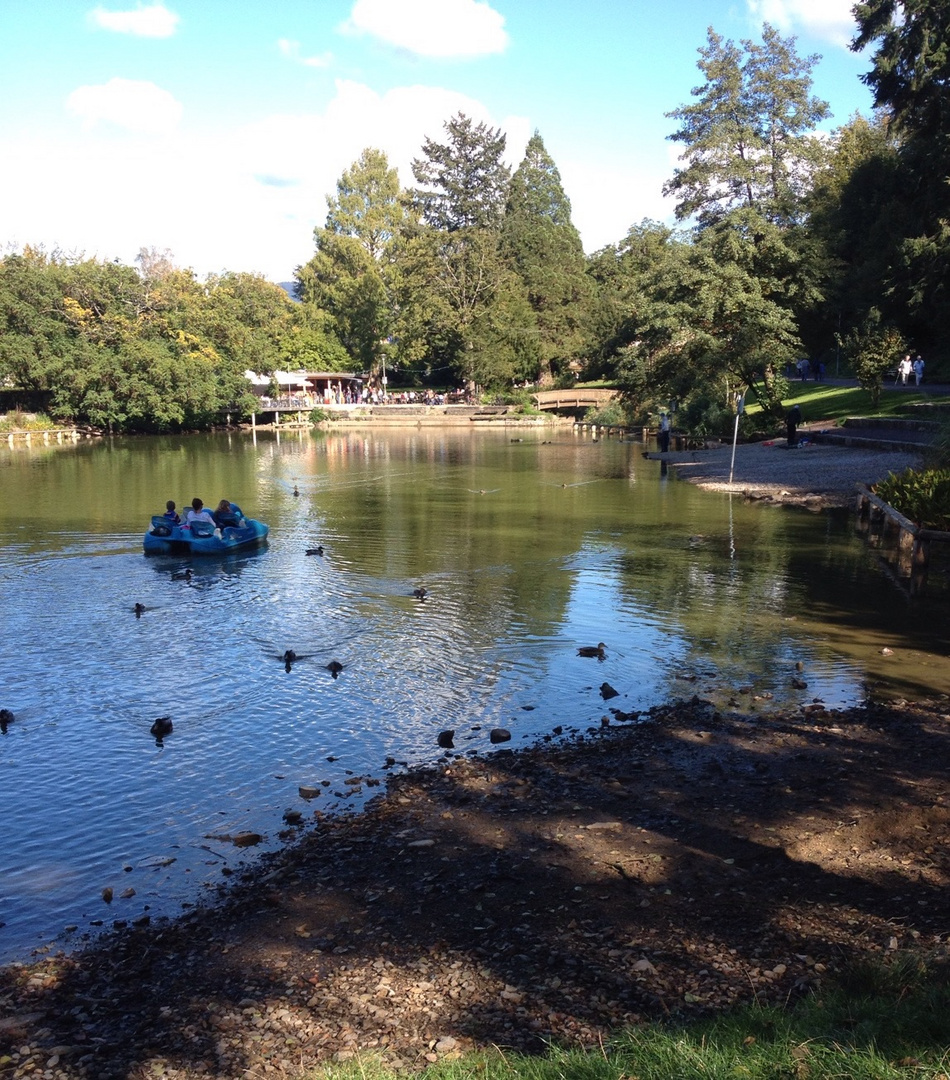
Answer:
[2,424,949,963]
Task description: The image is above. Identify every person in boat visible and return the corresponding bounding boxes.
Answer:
[213,499,243,529]
[185,498,215,525]
[163,500,181,525]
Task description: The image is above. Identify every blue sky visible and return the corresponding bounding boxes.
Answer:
[0,0,876,282]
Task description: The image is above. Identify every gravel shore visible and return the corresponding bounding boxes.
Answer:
[656,436,924,508]
[2,694,949,1079]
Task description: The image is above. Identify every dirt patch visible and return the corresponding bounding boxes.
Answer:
[3,695,950,1078]
[654,437,924,508]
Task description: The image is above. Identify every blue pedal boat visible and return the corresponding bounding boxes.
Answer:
[143,515,269,555]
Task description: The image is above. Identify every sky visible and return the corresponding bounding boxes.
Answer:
[0,0,878,284]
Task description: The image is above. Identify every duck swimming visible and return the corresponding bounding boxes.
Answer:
[150,716,173,738]
[577,642,607,659]
[306,546,324,556]
[0,708,14,734]
[326,660,344,678]
[412,587,427,600]
[133,603,146,617]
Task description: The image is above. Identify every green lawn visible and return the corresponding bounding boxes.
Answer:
[745,383,940,425]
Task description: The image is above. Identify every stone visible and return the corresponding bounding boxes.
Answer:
[489,728,511,744]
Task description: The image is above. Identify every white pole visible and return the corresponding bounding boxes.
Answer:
[728,394,745,485]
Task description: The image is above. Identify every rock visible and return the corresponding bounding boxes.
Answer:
[489,728,511,744]
[101,887,113,904]
[600,682,619,700]
[232,832,263,847]
[437,730,455,748]
[298,786,321,800]
[283,809,303,824]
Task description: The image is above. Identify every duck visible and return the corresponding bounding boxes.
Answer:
[283,649,297,673]
[306,546,324,557]
[171,568,193,582]
[133,602,146,617]
[150,716,173,738]
[0,708,14,734]
[412,587,427,600]
[326,660,344,677]
[293,485,300,497]
[577,642,607,659]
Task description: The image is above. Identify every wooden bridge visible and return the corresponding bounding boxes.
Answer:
[533,387,620,411]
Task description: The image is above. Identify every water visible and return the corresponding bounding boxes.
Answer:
[2,425,949,962]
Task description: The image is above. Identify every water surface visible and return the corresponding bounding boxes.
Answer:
[2,426,949,962]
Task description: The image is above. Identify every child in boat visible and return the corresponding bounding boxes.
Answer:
[213,499,243,529]
[185,498,215,525]
[163,500,181,525]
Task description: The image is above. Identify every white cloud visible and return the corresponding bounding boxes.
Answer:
[88,3,180,38]
[344,0,508,59]
[9,79,663,284]
[746,0,857,47]
[277,38,333,68]
[66,78,183,134]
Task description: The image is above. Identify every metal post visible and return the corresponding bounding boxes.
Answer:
[728,394,745,485]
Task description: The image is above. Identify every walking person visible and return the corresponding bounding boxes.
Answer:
[899,354,912,385]
[914,355,925,386]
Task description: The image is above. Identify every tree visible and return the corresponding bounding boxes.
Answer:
[852,2,950,358]
[664,24,829,227]
[612,215,801,428]
[296,149,409,377]
[805,112,907,351]
[839,307,906,408]
[501,132,591,383]
[404,114,535,391]
[411,113,510,232]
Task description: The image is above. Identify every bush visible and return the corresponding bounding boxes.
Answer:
[583,400,627,427]
[309,407,330,424]
[873,467,950,529]
[0,410,57,432]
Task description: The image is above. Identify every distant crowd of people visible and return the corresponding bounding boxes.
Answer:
[261,384,473,408]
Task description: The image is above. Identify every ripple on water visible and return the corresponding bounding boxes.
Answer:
[0,429,938,961]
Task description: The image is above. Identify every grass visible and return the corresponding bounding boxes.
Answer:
[303,952,950,1080]
[745,383,940,426]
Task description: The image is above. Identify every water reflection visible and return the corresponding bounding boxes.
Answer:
[1,426,949,961]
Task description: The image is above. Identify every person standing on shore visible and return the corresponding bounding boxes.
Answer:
[786,404,802,449]
[658,411,671,453]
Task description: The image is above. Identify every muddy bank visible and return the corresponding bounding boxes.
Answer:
[2,693,949,1079]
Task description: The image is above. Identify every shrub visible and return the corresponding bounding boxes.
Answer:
[583,400,627,427]
[873,467,950,529]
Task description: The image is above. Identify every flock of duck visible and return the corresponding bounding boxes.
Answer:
[119,512,608,751]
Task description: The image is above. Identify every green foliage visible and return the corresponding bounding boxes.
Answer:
[583,400,627,427]
[501,131,592,383]
[849,3,950,359]
[309,407,329,424]
[839,308,906,409]
[296,149,409,378]
[873,467,950,529]
[664,23,829,227]
[411,113,510,233]
[0,410,56,432]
